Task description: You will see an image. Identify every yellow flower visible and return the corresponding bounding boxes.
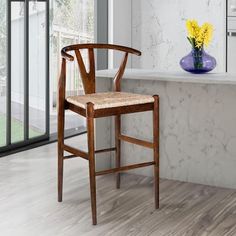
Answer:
[186,20,200,39]
[186,20,213,49]
[196,23,213,47]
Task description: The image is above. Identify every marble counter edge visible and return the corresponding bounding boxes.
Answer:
[96,69,236,85]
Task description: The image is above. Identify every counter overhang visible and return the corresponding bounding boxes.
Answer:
[96,69,236,85]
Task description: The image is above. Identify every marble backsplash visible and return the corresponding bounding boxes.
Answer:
[131,0,226,72]
[109,79,236,189]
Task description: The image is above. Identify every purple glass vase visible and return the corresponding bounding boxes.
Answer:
[180,48,216,74]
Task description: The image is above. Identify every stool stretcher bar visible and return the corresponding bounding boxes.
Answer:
[63,144,88,160]
[95,161,155,176]
[118,134,154,149]
[63,145,116,160]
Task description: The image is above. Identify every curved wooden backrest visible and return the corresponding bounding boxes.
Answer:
[59,44,141,94]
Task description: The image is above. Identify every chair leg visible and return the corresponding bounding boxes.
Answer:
[153,95,159,209]
[115,115,121,189]
[87,103,97,225]
[58,106,65,202]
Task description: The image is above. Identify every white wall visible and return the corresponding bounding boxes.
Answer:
[132,0,227,72]
[108,0,132,68]
[109,0,227,72]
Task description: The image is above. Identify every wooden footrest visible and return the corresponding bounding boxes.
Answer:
[95,147,116,154]
[95,161,155,176]
[63,144,88,160]
[63,145,116,160]
[118,134,154,149]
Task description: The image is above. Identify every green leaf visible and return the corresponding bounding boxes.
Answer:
[187,37,194,48]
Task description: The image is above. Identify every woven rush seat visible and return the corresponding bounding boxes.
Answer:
[66,92,154,109]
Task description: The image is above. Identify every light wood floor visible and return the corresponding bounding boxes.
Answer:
[0,135,236,236]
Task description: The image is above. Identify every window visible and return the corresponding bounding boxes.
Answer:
[0,0,107,154]
[50,0,94,134]
[0,0,7,147]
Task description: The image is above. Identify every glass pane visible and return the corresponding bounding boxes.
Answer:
[50,0,94,134]
[11,2,25,144]
[0,0,7,147]
[28,0,46,138]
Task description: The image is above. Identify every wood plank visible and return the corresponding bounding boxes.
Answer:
[95,147,116,154]
[63,154,77,160]
[153,95,159,209]
[1,135,236,235]
[94,102,154,118]
[115,115,121,189]
[119,134,154,149]
[96,161,155,176]
[65,101,86,117]
[63,144,88,160]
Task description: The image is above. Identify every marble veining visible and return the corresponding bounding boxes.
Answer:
[131,0,226,72]
[96,75,236,189]
[115,79,236,189]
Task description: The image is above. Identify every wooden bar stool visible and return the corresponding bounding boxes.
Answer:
[57,44,159,225]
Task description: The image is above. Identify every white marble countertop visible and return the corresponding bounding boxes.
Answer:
[96,69,236,85]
